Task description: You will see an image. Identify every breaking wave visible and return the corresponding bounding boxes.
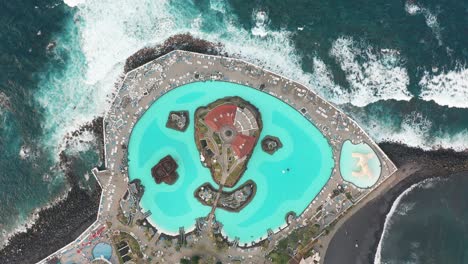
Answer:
[251,10,269,38]
[330,36,413,107]
[38,0,317,161]
[3,0,466,255]
[374,178,441,264]
[63,0,85,7]
[355,110,468,151]
[419,64,468,108]
[405,1,442,45]
[396,202,416,216]
[38,0,464,165]
[310,58,348,104]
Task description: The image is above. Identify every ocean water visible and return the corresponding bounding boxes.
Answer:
[375,174,468,264]
[0,0,467,259]
[128,81,333,243]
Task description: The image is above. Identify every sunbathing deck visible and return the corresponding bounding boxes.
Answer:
[38,50,397,264]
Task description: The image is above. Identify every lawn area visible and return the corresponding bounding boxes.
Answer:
[224,161,245,187]
[268,223,321,263]
[112,231,143,264]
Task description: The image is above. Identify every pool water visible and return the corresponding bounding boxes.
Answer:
[339,140,382,188]
[128,81,334,243]
[92,242,112,260]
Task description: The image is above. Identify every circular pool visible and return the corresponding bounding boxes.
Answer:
[339,140,382,188]
[92,242,112,260]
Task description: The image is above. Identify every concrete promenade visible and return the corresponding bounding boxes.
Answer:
[38,50,397,264]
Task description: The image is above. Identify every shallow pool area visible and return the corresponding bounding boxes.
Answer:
[339,140,381,188]
[128,81,334,243]
[92,242,112,260]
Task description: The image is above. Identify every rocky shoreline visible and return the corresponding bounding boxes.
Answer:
[0,117,105,264]
[323,142,468,264]
[124,33,225,73]
[65,116,105,169]
[195,180,257,212]
[0,186,101,264]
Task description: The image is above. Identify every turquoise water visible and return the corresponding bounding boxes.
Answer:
[128,81,334,243]
[92,242,112,260]
[339,140,381,188]
[2,0,468,259]
[376,174,468,264]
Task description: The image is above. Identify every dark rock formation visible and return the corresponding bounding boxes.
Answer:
[124,33,225,73]
[166,110,189,132]
[261,135,283,155]
[0,154,101,264]
[151,155,179,185]
[285,211,297,224]
[195,180,257,212]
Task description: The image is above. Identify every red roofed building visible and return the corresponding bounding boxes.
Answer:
[231,134,256,158]
[204,104,237,131]
[203,103,257,159]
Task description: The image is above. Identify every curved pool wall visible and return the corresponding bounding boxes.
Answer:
[128,81,334,243]
[92,242,112,260]
[339,140,382,188]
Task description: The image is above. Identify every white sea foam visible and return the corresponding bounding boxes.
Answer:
[310,58,348,104]
[419,65,468,108]
[404,1,442,45]
[251,10,269,37]
[396,202,415,216]
[65,130,97,155]
[209,0,227,14]
[0,212,40,249]
[0,188,71,249]
[360,111,468,151]
[43,0,465,161]
[63,0,86,7]
[45,0,465,162]
[19,145,31,160]
[404,2,422,15]
[45,0,332,159]
[374,178,440,264]
[330,36,413,107]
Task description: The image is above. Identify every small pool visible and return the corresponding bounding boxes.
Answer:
[339,140,382,188]
[92,242,112,260]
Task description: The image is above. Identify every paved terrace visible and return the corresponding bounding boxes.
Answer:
[39,50,397,264]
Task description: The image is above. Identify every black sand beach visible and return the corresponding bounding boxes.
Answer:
[323,143,468,264]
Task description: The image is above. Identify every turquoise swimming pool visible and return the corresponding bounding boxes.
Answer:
[92,242,112,260]
[128,81,334,243]
[339,140,382,188]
